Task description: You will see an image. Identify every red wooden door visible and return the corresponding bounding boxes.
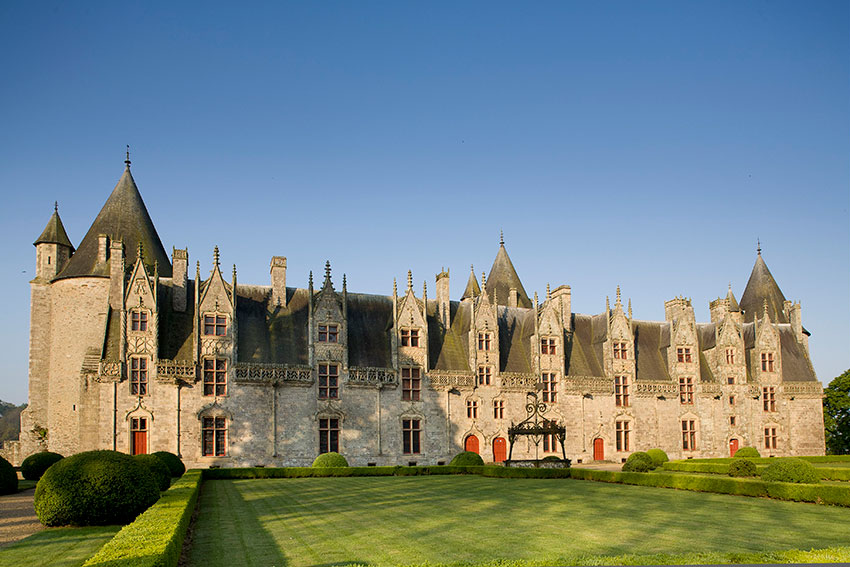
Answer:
[593,438,604,461]
[492,437,506,463]
[465,435,479,454]
[132,431,147,455]
[729,438,739,457]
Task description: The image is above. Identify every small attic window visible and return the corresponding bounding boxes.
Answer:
[318,324,339,343]
[401,328,419,347]
[131,310,148,332]
[204,315,227,336]
[613,341,627,359]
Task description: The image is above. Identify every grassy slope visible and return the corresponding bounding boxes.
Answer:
[188,476,850,567]
[0,527,119,567]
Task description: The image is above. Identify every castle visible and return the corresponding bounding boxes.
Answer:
[11,159,825,467]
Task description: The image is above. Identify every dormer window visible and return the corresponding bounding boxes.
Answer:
[541,338,557,355]
[401,329,420,347]
[613,342,627,359]
[761,352,775,372]
[477,365,492,386]
[478,332,492,351]
[725,348,735,364]
[131,310,148,332]
[677,347,693,363]
[319,324,339,343]
[542,372,557,403]
[130,356,148,396]
[204,315,227,337]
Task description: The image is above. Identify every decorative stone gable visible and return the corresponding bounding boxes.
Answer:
[124,254,159,361]
[469,275,499,377]
[534,289,566,376]
[198,247,236,362]
[395,271,428,370]
[311,262,347,368]
[714,312,745,385]
[605,288,635,380]
[665,296,699,382]
[753,305,781,384]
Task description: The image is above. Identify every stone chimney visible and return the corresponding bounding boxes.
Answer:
[97,234,109,264]
[436,269,450,328]
[508,287,518,308]
[109,239,124,310]
[550,285,572,331]
[270,256,287,308]
[664,296,693,322]
[785,300,804,345]
[172,248,188,312]
[709,297,728,324]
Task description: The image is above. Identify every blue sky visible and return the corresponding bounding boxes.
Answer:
[0,1,847,404]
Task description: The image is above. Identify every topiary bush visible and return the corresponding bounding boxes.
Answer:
[152,451,185,477]
[135,454,172,491]
[449,451,485,466]
[621,452,655,472]
[311,452,349,468]
[761,458,820,484]
[646,448,669,468]
[21,451,64,481]
[0,455,17,495]
[541,455,562,462]
[34,450,160,526]
[734,446,761,458]
[728,458,758,477]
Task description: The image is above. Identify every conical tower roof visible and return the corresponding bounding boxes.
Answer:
[485,239,531,308]
[739,252,787,323]
[57,164,171,279]
[460,266,481,300]
[34,205,74,252]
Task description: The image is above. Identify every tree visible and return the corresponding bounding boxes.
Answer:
[823,369,850,455]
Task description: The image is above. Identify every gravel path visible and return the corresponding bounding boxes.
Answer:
[0,488,44,548]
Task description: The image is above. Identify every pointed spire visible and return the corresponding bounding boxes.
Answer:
[342,273,347,292]
[500,229,504,246]
[757,238,761,256]
[125,145,131,169]
[308,270,314,291]
[322,261,334,290]
[740,250,787,323]
[628,298,633,319]
[54,201,58,213]
[213,246,220,267]
[461,264,481,300]
[34,203,75,252]
[481,271,486,289]
[616,285,621,306]
[407,270,413,292]
[486,237,531,308]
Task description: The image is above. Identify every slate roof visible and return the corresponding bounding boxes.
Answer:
[740,254,787,323]
[57,166,172,279]
[460,269,481,300]
[632,320,671,381]
[34,208,74,252]
[485,244,532,308]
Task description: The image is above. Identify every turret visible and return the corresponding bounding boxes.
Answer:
[436,268,450,328]
[33,203,74,280]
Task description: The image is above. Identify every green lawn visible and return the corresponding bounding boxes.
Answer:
[0,526,120,567]
[187,476,850,567]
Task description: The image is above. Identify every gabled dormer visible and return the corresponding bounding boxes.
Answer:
[714,308,745,385]
[310,262,347,369]
[395,271,428,370]
[198,247,236,359]
[124,246,159,361]
[605,287,635,379]
[535,285,566,376]
[469,273,499,377]
[753,301,781,383]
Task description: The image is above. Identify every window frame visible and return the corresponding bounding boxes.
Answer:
[401,367,421,401]
[493,399,504,420]
[318,323,339,343]
[615,420,630,452]
[682,419,697,451]
[203,314,228,337]
[679,376,694,404]
[613,341,628,360]
[203,358,227,396]
[130,309,149,332]
[764,426,778,449]
[614,375,630,407]
[319,417,340,454]
[477,365,492,386]
[542,419,558,453]
[318,363,339,399]
[202,416,227,457]
[466,399,479,419]
[761,352,775,372]
[130,356,148,396]
[763,386,776,412]
[541,337,557,355]
[402,419,421,454]
[677,347,693,363]
[542,372,557,403]
[725,348,735,365]
[477,332,493,351]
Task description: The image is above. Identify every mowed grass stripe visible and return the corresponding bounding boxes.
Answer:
[188,476,850,567]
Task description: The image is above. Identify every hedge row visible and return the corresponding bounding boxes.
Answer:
[82,470,202,567]
[681,455,850,465]
[203,465,571,480]
[569,468,850,506]
[662,460,850,481]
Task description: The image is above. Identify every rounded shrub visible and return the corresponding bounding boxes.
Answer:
[760,458,820,484]
[152,451,185,477]
[728,458,758,477]
[21,451,64,481]
[0,455,17,495]
[311,452,349,468]
[622,451,655,472]
[34,450,160,526]
[646,448,669,468]
[734,446,761,458]
[449,451,485,466]
[541,455,562,462]
[134,454,171,491]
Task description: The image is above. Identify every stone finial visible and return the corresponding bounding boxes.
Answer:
[628,298,632,319]
[407,270,413,292]
[500,229,504,246]
[137,241,144,261]
[606,296,610,312]
[125,145,131,169]
[213,246,220,267]
[481,271,486,289]
[232,264,237,279]
[54,201,58,213]
[763,298,769,317]
[423,280,427,298]
[546,283,551,300]
[196,260,200,279]
[325,260,331,280]
[393,277,397,296]
[308,270,313,288]
[616,285,621,306]
[534,291,539,310]
[342,273,347,291]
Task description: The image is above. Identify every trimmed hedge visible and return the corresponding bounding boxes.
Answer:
[761,458,820,484]
[569,467,850,506]
[734,446,761,458]
[83,470,202,567]
[0,455,16,495]
[135,454,172,491]
[312,452,349,468]
[34,450,160,526]
[663,459,850,482]
[646,449,669,468]
[202,465,571,480]
[152,451,185,478]
[728,459,758,477]
[450,451,485,466]
[21,451,64,481]
[622,452,654,472]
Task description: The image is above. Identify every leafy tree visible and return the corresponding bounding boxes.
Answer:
[0,401,26,444]
[823,369,850,455]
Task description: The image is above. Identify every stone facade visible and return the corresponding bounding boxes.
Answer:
[14,163,826,467]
